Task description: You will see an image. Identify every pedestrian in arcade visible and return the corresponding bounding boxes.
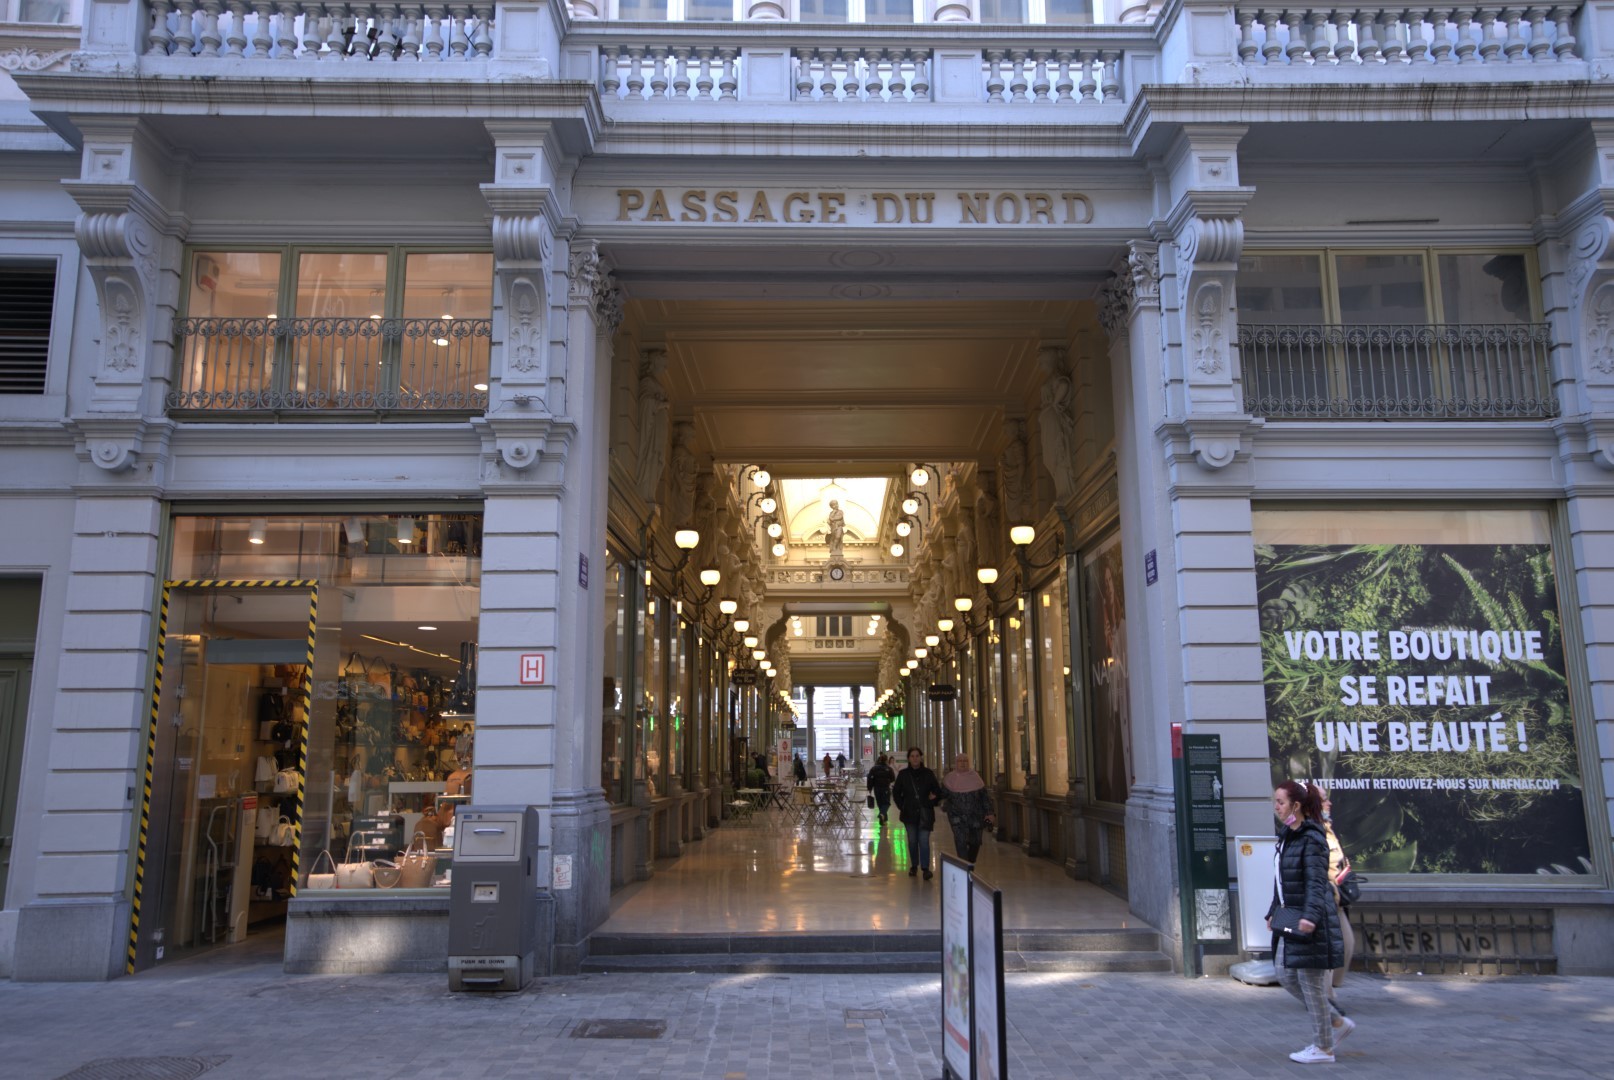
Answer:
[893,746,943,880]
[865,753,897,823]
[822,752,835,779]
[792,753,807,784]
[1267,781,1353,1065]
[940,753,995,863]
[836,751,847,773]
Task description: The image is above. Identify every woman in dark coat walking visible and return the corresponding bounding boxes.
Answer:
[892,747,943,880]
[1266,780,1354,1065]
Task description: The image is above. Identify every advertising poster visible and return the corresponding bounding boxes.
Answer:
[1256,541,1591,875]
[970,877,1007,1080]
[940,856,972,1079]
[1083,533,1131,806]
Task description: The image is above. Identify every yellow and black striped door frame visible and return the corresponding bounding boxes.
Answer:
[129,579,318,975]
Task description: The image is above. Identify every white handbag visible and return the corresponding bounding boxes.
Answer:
[273,768,299,794]
[254,756,275,785]
[255,805,277,840]
[268,815,296,847]
[335,835,374,889]
[304,849,336,891]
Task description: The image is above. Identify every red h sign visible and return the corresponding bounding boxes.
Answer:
[519,653,547,685]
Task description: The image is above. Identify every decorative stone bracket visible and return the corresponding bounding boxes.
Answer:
[1156,414,1262,472]
[69,189,166,415]
[475,416,574,485]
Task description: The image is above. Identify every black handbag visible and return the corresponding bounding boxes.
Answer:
[1337,870,1364,905]
[866,795,876,809]
[1271,906,1312,940]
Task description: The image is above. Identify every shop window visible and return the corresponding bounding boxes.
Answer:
[1237,248,1538,326]
[137,511,480,964]
[986,621,1006,783]
[1037,569,1073,795]
[1081,532,1130,807]
[617,0,670,18]
[602,554,630,803]
[0,262,56,395]
[1251,507,1591,878]
[639,588,668,797]
[799,0,850,19]
[1438,253,1532,325]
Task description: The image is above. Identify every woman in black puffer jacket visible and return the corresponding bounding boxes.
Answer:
[1265,781,1353,1065]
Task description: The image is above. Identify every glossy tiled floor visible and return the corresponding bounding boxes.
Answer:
[601,798,1141,933]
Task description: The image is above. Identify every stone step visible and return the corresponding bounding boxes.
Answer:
[586,927,1161,957]
[582,927,1174,975]
[580,947,1174,976]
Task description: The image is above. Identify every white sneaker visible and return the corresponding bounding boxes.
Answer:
[1332,1016,1356,1045]
[1289,1045,1335,1064]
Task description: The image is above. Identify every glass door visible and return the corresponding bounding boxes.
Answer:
[135,584,314,970]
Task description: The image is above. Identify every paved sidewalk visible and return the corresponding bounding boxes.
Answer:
[1,960,1609,1079]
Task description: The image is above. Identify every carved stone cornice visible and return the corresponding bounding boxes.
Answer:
[595,277,624,337]
[1097,270,1133,337]
[1164,188,1255,270]
[472,415,575,487]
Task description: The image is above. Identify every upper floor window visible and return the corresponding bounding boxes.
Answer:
[5,0,73,22]
[173,247,492,417]
[603,0,1089,22]
[1237,249,1537,327]
[0,262,55,395]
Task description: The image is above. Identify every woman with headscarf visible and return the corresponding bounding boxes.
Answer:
[940,753,995,863]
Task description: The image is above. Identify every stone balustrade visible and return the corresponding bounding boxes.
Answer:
[578,26,1148,104]
[36,0,1614,87]
[144,2,495,61]
[1234,4,1584,65]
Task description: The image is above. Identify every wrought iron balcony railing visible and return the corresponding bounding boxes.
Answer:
[168,316,491,417]
[1238,322,1558,420]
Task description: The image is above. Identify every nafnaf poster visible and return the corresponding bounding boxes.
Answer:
[1256,542,1591,876]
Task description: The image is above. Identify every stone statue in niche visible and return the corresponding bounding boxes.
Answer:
[974,479,999,567]
[1037,349,1079,504]
[635,349,670,502]
[826,499,845,561]
[670,422,697,526]
[999,421,1030,525]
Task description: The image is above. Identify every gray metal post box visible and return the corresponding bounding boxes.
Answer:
[447,805,540,991]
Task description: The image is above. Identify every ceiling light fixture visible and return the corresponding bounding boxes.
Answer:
[248,517,267,545]
[911,466,928,486]
[760,496,777,515]
[719,597,738,615]
[954,596,973,612]
[901,496,919,516]
[753,468,771,488]
[977,567,999,585]
[889,542,904,557]
[396,517,415,545]
[772,542,786,557]
[1010,524,1036,546]
[895,520,912,537]
[674,528,700,550]
[700,567,722,587]
[734,619,750,633]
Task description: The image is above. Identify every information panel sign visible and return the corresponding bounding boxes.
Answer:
[970,875,1008,1080]
[940,854,972,1080]
[1181,733,1232,941]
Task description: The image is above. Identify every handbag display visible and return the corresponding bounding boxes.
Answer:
[273,768,300,794]
[305,849,337,891]
[397,832,438,888]
[371,860,402,889]
[268,815,296,847]
[254,755,275,786]
[255,804,278,840]
[335,836,375,889]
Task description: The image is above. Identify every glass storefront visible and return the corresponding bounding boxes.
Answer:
[1005,608,1030,790]
[138,510,480,967]
[1037,567,1073,795]
[986,621,1006,783]
[602,553,630,804]
[1081,530,1131,807]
